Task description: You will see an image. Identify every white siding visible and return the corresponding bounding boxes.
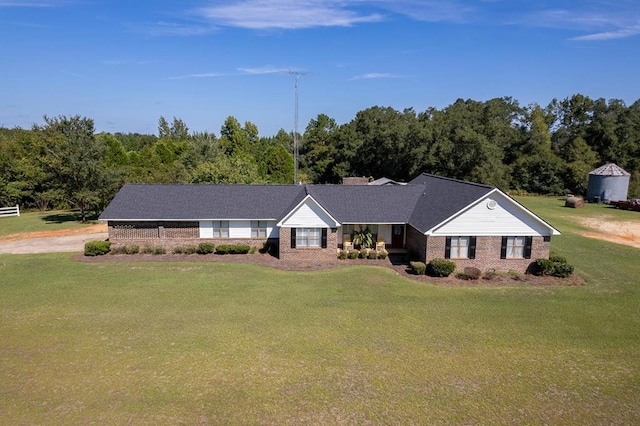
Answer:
[431,192,551,236]
[378,224,392,244]
[230,220,251,238]
[199,220,277,239]
[281,198,336,228]
[199,221,213,238]
[267,221,279,238]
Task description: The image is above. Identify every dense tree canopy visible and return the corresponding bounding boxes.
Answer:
[1,94,638,217]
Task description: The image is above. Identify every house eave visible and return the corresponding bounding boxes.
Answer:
[422,188,561,236]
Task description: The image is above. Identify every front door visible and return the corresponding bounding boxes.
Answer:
[391,225,404,248]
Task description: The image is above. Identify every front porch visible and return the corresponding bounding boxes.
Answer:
[340,223,407,252]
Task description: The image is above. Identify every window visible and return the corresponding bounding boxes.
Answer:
[445,236,476,259]
[291,228,328,248]
[501,236,533,259]
[296,228,321,247]
[212,221,229,238]
[342,225,354,243]
[251,221,268,238]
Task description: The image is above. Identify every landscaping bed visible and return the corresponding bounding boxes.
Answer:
[76,252,584,285]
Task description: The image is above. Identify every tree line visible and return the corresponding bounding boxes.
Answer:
[1,94,638,220]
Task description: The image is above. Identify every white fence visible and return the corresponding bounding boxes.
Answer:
[0,205,20,218]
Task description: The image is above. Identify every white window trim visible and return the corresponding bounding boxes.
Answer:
[296,227,322,248]
[213,220,229,238]
[450,236,470,259]
[251,220,268,238]
[506,236,525,259]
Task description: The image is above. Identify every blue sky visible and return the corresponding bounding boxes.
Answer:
[1,1,638,137]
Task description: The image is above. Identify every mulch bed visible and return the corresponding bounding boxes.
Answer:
[75,252,584,286]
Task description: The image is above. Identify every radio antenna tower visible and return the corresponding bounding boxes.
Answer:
[284,71,310,184]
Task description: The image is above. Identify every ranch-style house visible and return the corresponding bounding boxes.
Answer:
[99,173,560,272]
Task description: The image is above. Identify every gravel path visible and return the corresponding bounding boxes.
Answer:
[0,232,108,254]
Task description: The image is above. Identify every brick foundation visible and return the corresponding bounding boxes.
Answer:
[108,221,273,253]
[407,227,552,273]
[279,227,338,262]
[107,221,552,270]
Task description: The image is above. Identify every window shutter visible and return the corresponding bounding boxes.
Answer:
[444,237,451,259]
[524,236,533,259]
[291,228,296,249]
[321,228,327,248]
[469,236,477,259]
[500,236,508,259]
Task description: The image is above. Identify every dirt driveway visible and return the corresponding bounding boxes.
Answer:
[577,217,640,249]
[0,224,107,254]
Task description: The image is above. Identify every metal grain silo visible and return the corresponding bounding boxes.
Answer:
[586,163,630,203]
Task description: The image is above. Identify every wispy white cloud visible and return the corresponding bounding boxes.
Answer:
[238,66,297,74]
[375,0,475,23]
[571,23,640,40]
[0,1,63,6]
[195,0,383,30]
[168,73,223,80]
[349,72,402,80]
[522,2,640,41]
[134,21,216,37]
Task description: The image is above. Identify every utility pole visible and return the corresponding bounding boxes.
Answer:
[284,71,309,184]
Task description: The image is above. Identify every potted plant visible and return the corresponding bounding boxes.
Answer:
[352,227,373,249]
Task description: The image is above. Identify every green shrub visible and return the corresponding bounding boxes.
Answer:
[249,246,257,254]
[112,244,139,255]
[367,250,378,260]
[409,261,426,275]
[84,240,111,256]
[347,250,359,259]
[553,263,575,278]
[482,269,498,280]
[197,242,215,254]
[426,258,456,277]
[173,245,198,254]
[216,244,251,255]
[338,250,347,260]
[359,249,368,259]
[184,245,198,254]
[530,257,574,278]
[260,242,276,255]
[377,250,388,260]
[456,266,481,280]
[142,245,165,255]
[152,246,166,255]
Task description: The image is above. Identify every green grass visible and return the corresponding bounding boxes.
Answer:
[0,210,99,237]
[515,195,640,234]
[1,198,639,424]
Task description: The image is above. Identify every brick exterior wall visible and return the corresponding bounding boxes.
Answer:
[108,221,273,253]
[406,225,552,273]
[406,225,427,261]
[279,227,338,262]
[108,221,551,271]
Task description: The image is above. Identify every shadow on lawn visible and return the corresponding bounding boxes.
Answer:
[42,211,98,224]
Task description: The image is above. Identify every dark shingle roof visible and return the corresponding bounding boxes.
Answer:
[99,174,496,233]
[407,174,494,233]
[305,184,424,223]
[99,184,305,220]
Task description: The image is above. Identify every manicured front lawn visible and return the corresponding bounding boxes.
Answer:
[1,245,639,424]
[0,210,98,237]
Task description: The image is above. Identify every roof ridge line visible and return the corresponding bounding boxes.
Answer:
[417,173,495,189]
